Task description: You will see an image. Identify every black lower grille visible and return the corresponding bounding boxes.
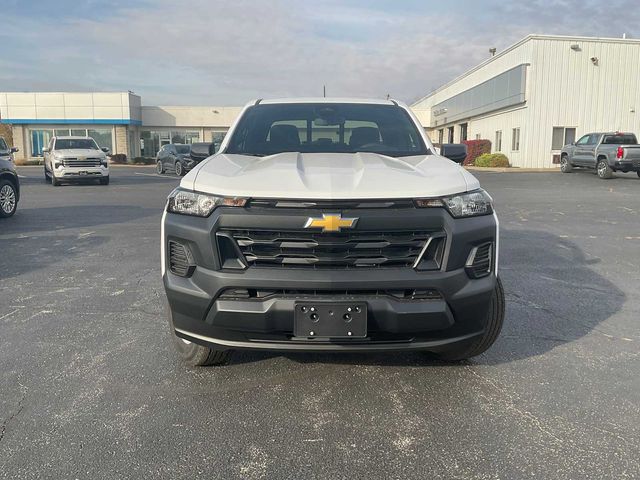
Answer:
[219,229,441,269]
[218,288,443,300]
[466,242,493,278]
[169,241,195,277]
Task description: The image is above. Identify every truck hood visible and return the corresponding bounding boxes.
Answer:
[54,149,105,158]
[185,152,479,199]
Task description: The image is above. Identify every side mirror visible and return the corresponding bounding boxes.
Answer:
[101,147,110,153]
[10,147,19,153]
[440,143,467,164]
[42,147,50,153]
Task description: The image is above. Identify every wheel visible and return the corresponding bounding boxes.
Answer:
[0,179,18,218]
[157,160,164,175]
[175,161,184,176]
[434,277,505,362]
[637,171,640,178]
[51,174,61,186]
[560,155,572,173]
[44,168,51,183]
[167,306,231,366]
[171,334,231,366]
[99,176,110,185]
[597,159,613,179]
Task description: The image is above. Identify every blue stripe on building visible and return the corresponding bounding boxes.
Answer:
[0,119,143,125]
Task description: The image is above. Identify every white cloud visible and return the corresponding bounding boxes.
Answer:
[0,0,638,105]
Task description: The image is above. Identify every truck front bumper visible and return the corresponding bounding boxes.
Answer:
[54,165,109,179]
[162,205,498,353]
[165,268,496,352]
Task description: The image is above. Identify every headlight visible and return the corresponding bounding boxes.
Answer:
[415,189,493,218]
[166,188,247,217]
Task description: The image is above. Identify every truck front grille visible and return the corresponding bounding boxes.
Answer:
[218,229,444,269]
[62,158,102,168]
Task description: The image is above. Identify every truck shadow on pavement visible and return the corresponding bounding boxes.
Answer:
[227,228,625,367]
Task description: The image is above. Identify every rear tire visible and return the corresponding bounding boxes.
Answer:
[44,168,51,183]
[434,277,505,362]
[560,155,572,173]
[157,160,165,175]
[597,159,613,179]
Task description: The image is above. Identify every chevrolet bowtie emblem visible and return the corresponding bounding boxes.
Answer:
[304,214,358,232]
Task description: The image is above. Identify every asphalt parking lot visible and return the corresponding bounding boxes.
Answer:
[0,166,639,479]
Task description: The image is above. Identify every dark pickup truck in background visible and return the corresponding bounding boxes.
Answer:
[560,132,640,179]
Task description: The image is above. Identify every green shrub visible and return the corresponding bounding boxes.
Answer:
[474,153,510,168]
[462,139,492,165]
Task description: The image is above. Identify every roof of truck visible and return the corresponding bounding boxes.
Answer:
[256,97,399,106]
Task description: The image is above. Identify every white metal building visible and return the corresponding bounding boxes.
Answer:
[411,34,640,168]
[0,92,243,163]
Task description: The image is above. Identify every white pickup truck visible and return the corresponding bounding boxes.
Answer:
[43,136,110,186]
[162,98,503,366]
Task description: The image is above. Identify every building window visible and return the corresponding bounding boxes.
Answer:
[552,127,576,150]
[140,129,202,157]
[30,129,54,157]
[438,129,444,145]
[512,128,520,151]
[475,133,481,140]
[459,123,468,142]
[447,126,454,143]
[88,128,113,152]
[495,130,502,152]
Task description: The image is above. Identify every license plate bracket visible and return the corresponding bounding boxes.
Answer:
[294,302,367,338]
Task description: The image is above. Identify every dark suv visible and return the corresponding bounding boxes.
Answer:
[0,156,20,218]
[0,136,19,163]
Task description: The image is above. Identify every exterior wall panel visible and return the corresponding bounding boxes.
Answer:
[412,35,640,168]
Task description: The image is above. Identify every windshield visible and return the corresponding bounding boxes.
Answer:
[55,138,99,150]
[175,145,191,154]
[226,103,429,157]
[0,138,7,151]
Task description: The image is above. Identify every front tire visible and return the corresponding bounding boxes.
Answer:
[99,176,110,185]
[434,277,505,362]
[597,159,613,179]
[167,306,231,366]
[157,160,165,175]
[560,155,572,173]
[175,161,184,176]
[0,179,18,218]
[637,171,640,178]
[171,334,231,366]
[51,174,61,186]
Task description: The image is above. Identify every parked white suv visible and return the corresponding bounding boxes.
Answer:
[43,136,110,186]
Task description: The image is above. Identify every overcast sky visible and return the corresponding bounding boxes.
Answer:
[1,0,638,106]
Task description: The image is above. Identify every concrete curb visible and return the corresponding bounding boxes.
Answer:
[465,166,560,173]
